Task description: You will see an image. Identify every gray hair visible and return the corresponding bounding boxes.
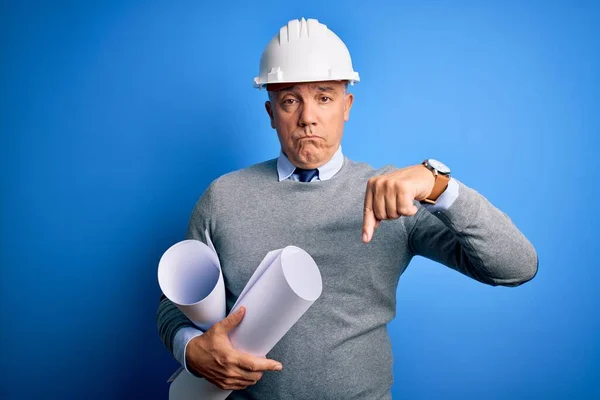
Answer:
[267,81,350,101]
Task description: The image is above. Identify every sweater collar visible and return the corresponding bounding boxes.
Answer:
[277,146,344,182]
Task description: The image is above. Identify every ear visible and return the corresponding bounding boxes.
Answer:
[343,93,354,122]
[265,101,275,129]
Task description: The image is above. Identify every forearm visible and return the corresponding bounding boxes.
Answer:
[156,295,199,354]
[411,179,538,286]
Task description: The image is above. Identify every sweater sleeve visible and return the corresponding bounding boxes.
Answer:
[156,182,215,355]
[408,179,538,287]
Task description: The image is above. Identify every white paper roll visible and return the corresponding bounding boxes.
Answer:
[229,246,323,356]
[165,241,323,400]
[158,239,226,331]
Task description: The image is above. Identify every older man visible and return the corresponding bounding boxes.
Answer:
[157,18,538,399]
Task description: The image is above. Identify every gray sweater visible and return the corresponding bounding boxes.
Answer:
[157,157,538,399]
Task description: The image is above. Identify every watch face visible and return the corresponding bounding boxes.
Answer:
[428,159,451,174]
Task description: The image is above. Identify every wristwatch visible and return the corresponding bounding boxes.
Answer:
[420,159,451,205]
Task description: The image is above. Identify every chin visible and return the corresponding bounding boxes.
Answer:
[297,152,327,167]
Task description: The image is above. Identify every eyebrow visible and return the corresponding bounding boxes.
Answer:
[315,85,336,92]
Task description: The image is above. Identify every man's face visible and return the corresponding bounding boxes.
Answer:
[265,81,354,169]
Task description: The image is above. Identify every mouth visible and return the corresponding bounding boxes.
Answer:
[297,136,323,140]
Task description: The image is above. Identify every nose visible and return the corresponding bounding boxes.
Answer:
[298,101,318,127]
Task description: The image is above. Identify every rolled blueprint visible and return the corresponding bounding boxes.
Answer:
[228,246,323,356]
[158,238,226,331]
[160,233,323,400]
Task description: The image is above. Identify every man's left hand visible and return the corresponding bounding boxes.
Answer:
[362,164,435,243]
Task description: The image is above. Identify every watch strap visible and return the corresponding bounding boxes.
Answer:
[420,160,451,205]
[421,173,450,204]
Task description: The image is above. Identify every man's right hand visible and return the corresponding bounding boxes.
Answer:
[185,306,283,391]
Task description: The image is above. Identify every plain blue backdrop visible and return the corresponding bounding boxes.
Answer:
[1,1,598,399]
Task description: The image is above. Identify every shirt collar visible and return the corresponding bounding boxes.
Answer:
[277,146,344,182]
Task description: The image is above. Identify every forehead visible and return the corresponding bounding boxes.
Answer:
[267,81,345,94]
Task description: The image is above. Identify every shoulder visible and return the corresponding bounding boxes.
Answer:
[190,159,277,218]
[206,158,278,196]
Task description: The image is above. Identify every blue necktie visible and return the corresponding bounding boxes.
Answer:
[294,167,319,182]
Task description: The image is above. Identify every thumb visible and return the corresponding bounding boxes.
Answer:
[217,306,246,333]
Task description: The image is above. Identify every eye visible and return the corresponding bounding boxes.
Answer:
[282,98,297,105]
[320,96,332,103]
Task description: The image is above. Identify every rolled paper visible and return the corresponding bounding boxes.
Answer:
[158,239,226,331]
[228,246,323,357]
[163,239,322,400]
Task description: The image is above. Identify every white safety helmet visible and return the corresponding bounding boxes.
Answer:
[254,18,360,89]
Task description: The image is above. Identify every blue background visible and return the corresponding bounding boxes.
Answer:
[1,1,598,399]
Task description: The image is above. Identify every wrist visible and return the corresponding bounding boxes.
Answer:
[177,328,204,374]
[421,177,459,213]
[420,159,451,204]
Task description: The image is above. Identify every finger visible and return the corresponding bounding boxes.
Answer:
[223,370,263,385]
[236,370,263,383]
[373,182,387,221]
[384,187,399,219]
[363,213,382,243]
[397,191,418,216]
[363,183,377,243]
[215,378,255,391]
[238,354,283,372]
[216,307,246,333]
[363,208,378,243]
[230,364,264,382]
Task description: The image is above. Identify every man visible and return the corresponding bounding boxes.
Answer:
[157,18,538,399]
